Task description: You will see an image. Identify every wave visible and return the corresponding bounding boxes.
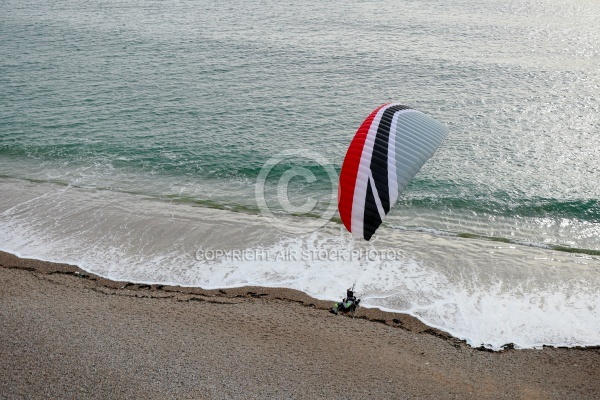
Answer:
[391,226,600,257]
[403,194,600,224]
[0,170,598,255]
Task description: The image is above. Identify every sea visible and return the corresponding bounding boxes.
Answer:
[1,0,599,350]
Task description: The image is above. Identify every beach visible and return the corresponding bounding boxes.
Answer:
[2,251,599,399]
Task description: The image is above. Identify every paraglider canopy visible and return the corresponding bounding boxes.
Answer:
[338,103,449,241]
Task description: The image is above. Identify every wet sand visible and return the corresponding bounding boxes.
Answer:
[1,251,599,399]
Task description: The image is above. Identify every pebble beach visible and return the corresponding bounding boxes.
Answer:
[2,251,599,399]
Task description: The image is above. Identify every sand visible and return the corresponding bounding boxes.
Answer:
[1,251,599,399]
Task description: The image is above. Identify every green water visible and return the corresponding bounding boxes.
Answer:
[2,0,598,251]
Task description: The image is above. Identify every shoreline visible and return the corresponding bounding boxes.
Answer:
[0,250,448,341]
[1,250,598,353]
[2,250,600,399]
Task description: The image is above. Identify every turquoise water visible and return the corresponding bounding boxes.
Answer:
[1,0,599,349]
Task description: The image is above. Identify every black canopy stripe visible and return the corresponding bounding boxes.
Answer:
[363,179,382,241]
[368,104,410,216]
